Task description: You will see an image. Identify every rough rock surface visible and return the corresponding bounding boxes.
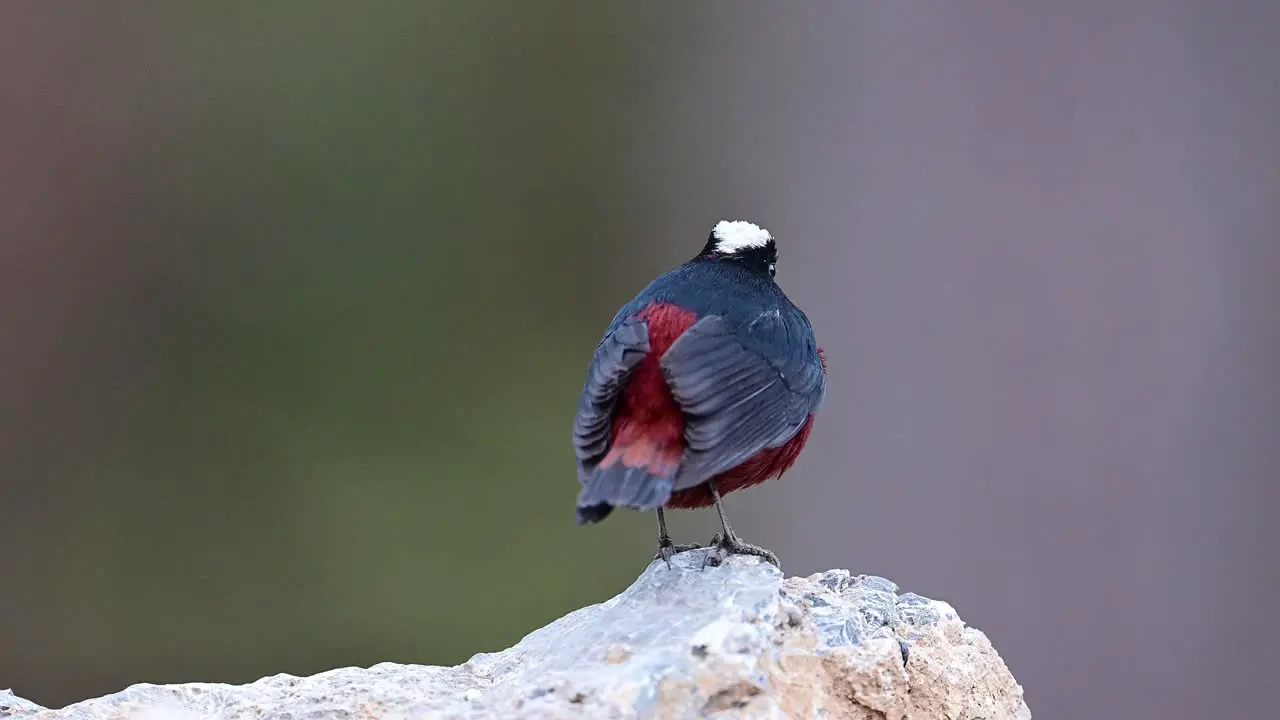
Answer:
[4,549,1030,719]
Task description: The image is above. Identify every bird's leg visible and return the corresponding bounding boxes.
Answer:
[703,481,780,569]
[654,507,701,568]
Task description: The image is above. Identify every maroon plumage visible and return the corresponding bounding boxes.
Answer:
[572,220,826,567]
[593,303,694,484]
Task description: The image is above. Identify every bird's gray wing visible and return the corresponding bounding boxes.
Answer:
[661,312,825,491]
[571,316,650,484]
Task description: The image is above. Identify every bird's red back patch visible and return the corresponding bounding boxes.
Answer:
[599,302,698,476]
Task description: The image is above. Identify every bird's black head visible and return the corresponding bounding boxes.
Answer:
[694,220,778,279]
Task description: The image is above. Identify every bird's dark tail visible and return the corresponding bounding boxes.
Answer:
[575,438,679,525]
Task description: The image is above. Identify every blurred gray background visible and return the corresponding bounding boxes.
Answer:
[2,2,1276,717]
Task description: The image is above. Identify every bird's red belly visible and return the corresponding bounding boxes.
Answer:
[601,303,697,476]
[607,301,821,509]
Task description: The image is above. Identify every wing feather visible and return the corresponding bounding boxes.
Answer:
[661,313,825,491]
[571,317,650,484]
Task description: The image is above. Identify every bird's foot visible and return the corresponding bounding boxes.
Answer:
[702,531,780,569]
[654,539,702,568]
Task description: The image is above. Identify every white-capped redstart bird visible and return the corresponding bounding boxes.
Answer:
[572,220,826,569]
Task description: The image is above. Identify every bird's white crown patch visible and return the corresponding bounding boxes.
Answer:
[711,220,773,254]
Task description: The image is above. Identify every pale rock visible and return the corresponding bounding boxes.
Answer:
[3,549,1031,719]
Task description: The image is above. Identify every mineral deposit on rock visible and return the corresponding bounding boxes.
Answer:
[4,549,1030,719]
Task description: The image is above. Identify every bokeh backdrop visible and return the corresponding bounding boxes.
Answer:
[2,3,1277,718]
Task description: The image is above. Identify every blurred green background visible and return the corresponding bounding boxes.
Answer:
[3,3,707,704]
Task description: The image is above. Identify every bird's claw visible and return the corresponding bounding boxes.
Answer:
[702,531,780,570]
[654,540,702,568]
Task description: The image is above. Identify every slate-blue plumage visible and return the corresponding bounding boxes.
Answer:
[572,221,826,568]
